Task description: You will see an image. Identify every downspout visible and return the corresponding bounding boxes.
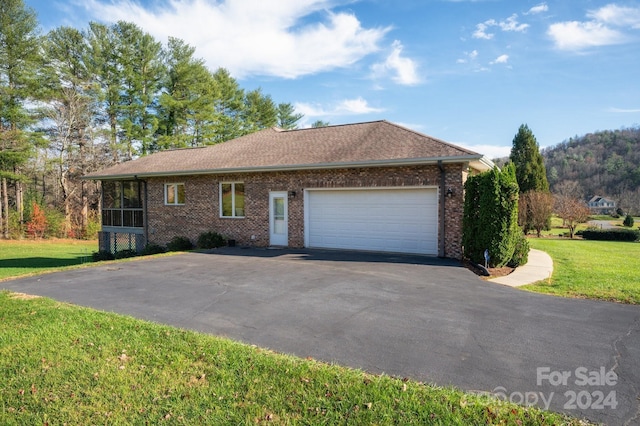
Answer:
[437,160,446,258]
[143,179,149,248]
[134,175,149,250]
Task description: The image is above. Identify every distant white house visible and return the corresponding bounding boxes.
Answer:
[588,196,616,214]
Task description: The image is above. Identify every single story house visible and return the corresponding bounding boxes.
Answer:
[84,120,493,259]
[588,195,617,215]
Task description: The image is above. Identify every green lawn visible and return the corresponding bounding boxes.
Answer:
[526,239,640,304]
[0,291,583,425]
[0,239,97,280]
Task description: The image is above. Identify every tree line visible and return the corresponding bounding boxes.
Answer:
[0,0,303,239]
[542,127,640,215]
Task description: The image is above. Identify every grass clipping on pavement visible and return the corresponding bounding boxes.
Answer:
[0,291,584,425]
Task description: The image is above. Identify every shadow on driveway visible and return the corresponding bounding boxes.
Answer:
[207,246,463,266]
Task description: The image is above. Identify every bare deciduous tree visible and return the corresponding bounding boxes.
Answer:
[522,191,554,237]
[555,195,591,239]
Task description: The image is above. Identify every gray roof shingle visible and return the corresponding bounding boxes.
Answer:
[85,120,491,179]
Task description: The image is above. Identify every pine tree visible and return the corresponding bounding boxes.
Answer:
[509,124,549,193]
[87,22,123,162]
[0,0,43,237]
[113,21,163,157]
[276,103,303,130]
[242,88,277,133]
[155,37,219,150]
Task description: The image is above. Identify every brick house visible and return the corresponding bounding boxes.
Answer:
[85,120,493,259]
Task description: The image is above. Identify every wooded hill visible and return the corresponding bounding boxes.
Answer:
[541,127,640,213]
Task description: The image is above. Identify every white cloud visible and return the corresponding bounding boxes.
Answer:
[457,49,478,64]
[549,4,640,51]
[473,22,494,40]
[79,0,390,79]
[370,40,420,85]
[491,54,509,64]
[473,14,528,39]
[498,14,529,32]
[608,107,640,113]
[548,21,626,50]
[457,143,511,159]
[295,97,385,118]
[587,4,640,29]
[526,3,548,15]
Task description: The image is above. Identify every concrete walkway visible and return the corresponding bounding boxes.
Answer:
[489,249,553,287]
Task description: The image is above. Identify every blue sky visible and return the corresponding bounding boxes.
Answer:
[27,0,640,158]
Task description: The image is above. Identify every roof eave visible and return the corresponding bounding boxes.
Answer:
[83,155,488,180]
[470,156,495,172]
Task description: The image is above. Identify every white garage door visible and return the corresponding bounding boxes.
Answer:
[305,188,438,255]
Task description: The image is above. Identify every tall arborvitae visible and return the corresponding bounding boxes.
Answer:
[462,164,527,267]
[510,124,549,193]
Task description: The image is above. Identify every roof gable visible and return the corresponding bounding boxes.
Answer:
[86,120,492,179]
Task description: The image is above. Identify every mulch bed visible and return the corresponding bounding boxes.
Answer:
[463,260,514,278]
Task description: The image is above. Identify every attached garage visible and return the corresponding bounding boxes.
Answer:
[304,187,439,255]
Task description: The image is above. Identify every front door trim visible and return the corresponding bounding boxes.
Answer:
[269,191,288,246]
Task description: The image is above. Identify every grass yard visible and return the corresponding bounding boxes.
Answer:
[0,292,583,425]
[526,239,640,304]
[0,239,97,280]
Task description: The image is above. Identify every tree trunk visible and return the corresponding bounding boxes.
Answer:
[0,179,3,239]
[2,178,9,238]
[16,179,24,224]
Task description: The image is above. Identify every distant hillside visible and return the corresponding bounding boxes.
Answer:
[542,127,640,201]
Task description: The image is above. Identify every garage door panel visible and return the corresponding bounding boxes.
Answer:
[306,188,438,255]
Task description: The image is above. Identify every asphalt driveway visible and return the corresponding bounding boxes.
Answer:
[3,248,639,425]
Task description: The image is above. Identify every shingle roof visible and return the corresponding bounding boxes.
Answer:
[85,120,492,179]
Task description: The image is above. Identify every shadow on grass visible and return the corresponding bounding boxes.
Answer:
[0,256,93,270]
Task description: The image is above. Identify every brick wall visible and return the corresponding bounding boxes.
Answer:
[143,164,467,259]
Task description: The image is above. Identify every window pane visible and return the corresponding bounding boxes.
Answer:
[123,181,140,208]
[103,181,117,208]
[177,183,185,204]
[274,197,284,217]
[235,183,244,216]
[113,210,122,227]
[221,183,232,216]
[166,184,175,204]
[102,209,111,226]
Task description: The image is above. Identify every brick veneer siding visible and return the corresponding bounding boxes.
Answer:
[142,164,468,259]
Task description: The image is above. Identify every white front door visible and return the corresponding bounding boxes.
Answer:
[269,191,288,246]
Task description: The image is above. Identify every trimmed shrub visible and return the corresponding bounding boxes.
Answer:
[114,249,138,259]
[197,231,226,249]
[508,232,530,268]
[140,243,166,255]
[166,236,193,251]
[463,164,521,267]
[581,229,639,242]
[92,250,115,261]
[623,214,634,228]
